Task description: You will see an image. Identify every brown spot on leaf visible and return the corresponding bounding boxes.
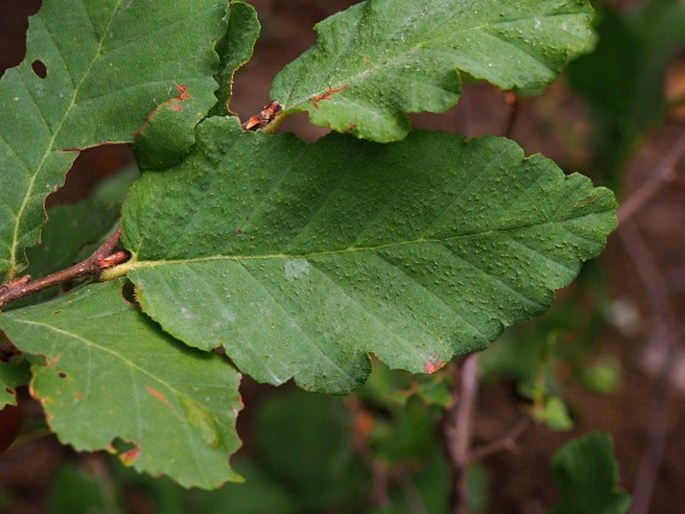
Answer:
[576,195,599,208]
[424,358,445,374]
[311,84,349,109]
[120,444,141,465]
[134,84,192,136]
[146,386,171,407]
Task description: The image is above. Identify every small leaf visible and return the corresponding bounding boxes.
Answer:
[551,432,631,514]
[0,359,30,408]
[0,0,229,278]
[119,117,616,393]
[271,0,595,142]
[0,280,243,489]
[533,395,574,431]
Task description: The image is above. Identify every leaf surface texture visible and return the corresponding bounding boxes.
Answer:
[0,280,242,488]
[271,0,595,141]
[0,0,229,278]
[120,118,616,392]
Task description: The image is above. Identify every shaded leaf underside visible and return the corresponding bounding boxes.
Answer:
[0,280,242,488]
[119,117,616,393]
[271,0,595,141]
[0,360,30,408]
[0,0,229,278]
[551,433,631,514]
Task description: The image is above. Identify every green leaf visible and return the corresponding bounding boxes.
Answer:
[551,432,631,514]
[0,359,30,408]
[254,390,366,511]
[0,280,243,489]
[182,460,299,514]
[0,0,230,278]
[110,455,299,514]
[211,1,261,117]
[118,116,616,393]
[133,2,260,170]
[27,170,136,275]
[580,358,621,394]
[48,462,123,514]
[271,0,595,142]
[533,395,574,431]
[8,167,139,308]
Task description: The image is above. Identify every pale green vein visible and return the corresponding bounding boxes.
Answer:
[10,317,234,431]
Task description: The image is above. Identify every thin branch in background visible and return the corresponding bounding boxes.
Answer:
[444,353,480,514]
[397,469,430,514]
[617,132,685,224]
[0,228,129,310]
[469,416,532,463]
[619,221,679,514]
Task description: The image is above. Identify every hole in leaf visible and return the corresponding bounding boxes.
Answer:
[112,438,141,465]
[31,59,47,79]
[120,280,136,304]
[46,144,134,207]
[4,387,14,395]
[57,372,67,379]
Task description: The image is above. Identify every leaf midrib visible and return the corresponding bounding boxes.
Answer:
[285,8,589,108]
[123,211,605,272]
[9,316,233,433]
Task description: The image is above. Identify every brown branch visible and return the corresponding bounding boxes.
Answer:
[444,353,480,514]
[397,469,430,514]
[0,228,129,310]
[617,132,685,224]
[469,416,532,463]
[618,222,678,514]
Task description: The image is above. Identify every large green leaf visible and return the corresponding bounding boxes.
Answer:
[116,117,616,393]
[551,432,631,514]
[0,0,230,279]
[271,0,595,142]
[0,280,243,489]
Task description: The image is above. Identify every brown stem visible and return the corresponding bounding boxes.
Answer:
[0,228,129,310]
[468,416,531,463]
[619,222,678,514]
[617,132,685,224]
[445,353,480,514]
